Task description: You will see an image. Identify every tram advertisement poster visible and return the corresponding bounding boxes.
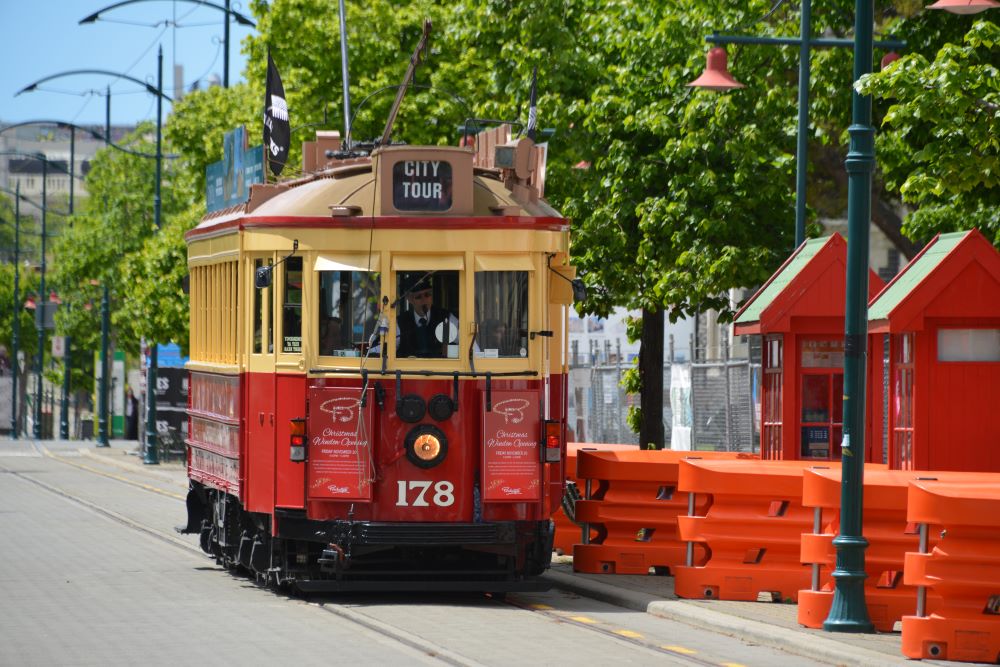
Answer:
[307,387,374,500]
[482,391,541,502]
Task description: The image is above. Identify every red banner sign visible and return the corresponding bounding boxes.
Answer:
[482,391,541,502]
[307,387,374,500]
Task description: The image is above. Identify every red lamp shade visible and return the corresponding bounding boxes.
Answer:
[881,51,901,69]
[927,0,1000,13]
[688,47,745,92]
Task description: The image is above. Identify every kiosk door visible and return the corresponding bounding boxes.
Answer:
[800,338,844,460]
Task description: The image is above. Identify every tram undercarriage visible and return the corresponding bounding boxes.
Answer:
[182,482,554,593]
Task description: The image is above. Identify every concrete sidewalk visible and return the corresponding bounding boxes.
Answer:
[6,436,919,665]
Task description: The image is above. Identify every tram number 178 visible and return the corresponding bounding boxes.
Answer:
[396,480,455,507]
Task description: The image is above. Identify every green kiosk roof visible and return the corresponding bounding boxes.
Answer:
[735,237,830,326]
[868,232,965,321]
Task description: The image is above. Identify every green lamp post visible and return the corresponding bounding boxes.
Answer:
[825,0,997,631]
[822,0,878,632]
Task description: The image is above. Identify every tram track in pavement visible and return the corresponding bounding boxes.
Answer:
[0,452,494,666]
[3,448,747,667]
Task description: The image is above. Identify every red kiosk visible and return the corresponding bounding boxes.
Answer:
[868,229,1000,472]
[734,235,885,461]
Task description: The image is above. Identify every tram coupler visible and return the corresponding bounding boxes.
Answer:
[318,543,347,573]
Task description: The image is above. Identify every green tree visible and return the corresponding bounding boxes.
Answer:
[52,123,193,356]
[858,19,1000,244]
[565,1,801,448]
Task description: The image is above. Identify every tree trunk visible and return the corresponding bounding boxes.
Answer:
[639,307,665,450]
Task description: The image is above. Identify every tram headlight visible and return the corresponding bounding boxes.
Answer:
[404,424,448,469]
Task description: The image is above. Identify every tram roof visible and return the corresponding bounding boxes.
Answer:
[188,143,563,241]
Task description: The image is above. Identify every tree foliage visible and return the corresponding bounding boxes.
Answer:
[859,19,1000,244]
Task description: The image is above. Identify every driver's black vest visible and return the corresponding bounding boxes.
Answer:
[397,309,449,357]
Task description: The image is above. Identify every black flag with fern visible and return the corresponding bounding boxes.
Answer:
[525,67,538,141]
[263,51,290,176]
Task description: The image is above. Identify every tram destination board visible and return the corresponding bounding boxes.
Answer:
[393,160,453,211]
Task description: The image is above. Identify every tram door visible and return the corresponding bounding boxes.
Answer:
[245,254,277,513]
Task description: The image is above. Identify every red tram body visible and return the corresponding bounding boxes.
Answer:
[182,127,576,592]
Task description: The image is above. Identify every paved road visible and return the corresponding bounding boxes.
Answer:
[0,439,835,666]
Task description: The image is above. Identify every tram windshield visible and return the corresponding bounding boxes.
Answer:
[475,271,528,358]
[317,269,381,357]
[395,270,460,359]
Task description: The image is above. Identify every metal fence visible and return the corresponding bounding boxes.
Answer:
[570,342,760,453]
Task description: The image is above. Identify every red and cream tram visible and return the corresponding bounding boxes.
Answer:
[182,123,578,592]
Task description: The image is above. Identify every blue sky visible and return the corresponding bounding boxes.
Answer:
[1,1,258,127]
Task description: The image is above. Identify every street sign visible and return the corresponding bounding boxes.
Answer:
[51,335,66,359]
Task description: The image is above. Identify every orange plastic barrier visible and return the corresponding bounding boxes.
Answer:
[551,443,638,555]
[573,450,749,575]
[798,466,926,631]
[901,476,1000,663]
[674,459,818,602]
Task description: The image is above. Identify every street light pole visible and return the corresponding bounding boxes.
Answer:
[10,184,21,438]
[143,46,164,465]
[34,159,47,440]
[824,0,876,632]
[98,86,112,448]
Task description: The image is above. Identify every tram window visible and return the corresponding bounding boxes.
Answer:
[396,270,460,359]
[253,259,274,354]
[474,271,529,358]
[317,270,381,357]
[282,257,303,354]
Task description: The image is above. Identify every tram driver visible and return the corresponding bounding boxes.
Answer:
[396,273,458,358]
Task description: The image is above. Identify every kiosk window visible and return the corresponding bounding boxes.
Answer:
[938,328,1000,362]
[282,257,303,353]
